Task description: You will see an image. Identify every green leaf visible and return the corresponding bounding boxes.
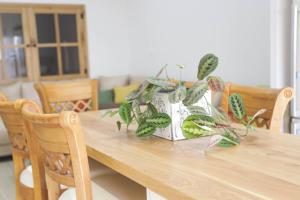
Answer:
[168,85,187,104]
[185,114,216,127]
[118,102,133,126]
[182,82,208,106]
[141,85,161,103]
[193,116,216,128]
[207,76,224,92]
[116,121,122,131]
[207,103,229,124]
[229,93,246,120]
[197,54,218,80]
[217,132,240,147]
[182,120,212,139]
[146,103,158,117]
[187,106,207,115]
[136,123,156,137]
[146,113,171,128]
[146,77,176,88]
[126,90,140,102]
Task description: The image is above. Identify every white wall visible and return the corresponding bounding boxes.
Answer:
[0,0,286,87]
[0,0,132,77]
[127,0,271,86]
[270,0,293,88]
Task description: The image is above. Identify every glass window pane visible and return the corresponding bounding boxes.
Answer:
[62,47,80,74]
[59,14,78,43]
[1,14,24,45]
[36,14,56,43]
[2,48,27,79]
[38,47,58,76]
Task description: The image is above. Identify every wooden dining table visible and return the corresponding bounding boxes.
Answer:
[80,110,300,200]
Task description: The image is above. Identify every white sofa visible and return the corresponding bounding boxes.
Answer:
[0,81,42,157]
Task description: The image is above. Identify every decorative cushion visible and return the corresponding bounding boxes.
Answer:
[50,99,92,113]
[114,84,139,104]
[59,171,146,200]
[99,89,114,105]
[21,82,42,106]
[98,75,129,90]
[0,82,22,100]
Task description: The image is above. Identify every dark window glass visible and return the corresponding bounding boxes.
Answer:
[2,48,27,78]
[36,14,56,43]
[62,47,80,74]
[1,14,24,45]
[59,14,78,43]
[38,47,58,76]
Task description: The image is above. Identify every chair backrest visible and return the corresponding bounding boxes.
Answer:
[220,83,294,133]
[34,79,98,114]
[0,94,46,199]
[22,101,92,200]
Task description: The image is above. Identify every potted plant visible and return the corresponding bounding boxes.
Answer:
[106,54,265,147]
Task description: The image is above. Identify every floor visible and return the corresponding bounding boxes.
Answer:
[0,158,15,200]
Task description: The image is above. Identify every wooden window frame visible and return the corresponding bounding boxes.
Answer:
[0,3,89,82]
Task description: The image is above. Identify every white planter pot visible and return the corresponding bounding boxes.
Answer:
[151,91,211,141]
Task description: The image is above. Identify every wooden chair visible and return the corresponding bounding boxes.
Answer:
[220,83,294,133]
[21,101,146,200]
[34,79,98,114]
[0,94,47,200]
[34,79,112,179]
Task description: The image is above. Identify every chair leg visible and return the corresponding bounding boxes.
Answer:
[12,155,25,200]
[46,174,60,200]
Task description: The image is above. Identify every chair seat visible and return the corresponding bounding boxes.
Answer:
[19,159,110,189]
[20,165,68,189]
[59,172,146,200]
[20,165,34,188]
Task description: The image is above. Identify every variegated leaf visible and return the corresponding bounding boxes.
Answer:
[182,82,208,106]
[146,77,176,88]
[207,76,224,92]
[229,93,246,120]
[187,105,207,115]
[197,54,218,80]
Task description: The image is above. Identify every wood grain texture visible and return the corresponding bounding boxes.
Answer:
[0,94,47,200]
[0,3,88,82]
[80,110,300,200]
[220,83,294,133]
[22,101,93,200]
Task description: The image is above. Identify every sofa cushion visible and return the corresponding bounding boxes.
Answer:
[98,75,129,90]
[21,82,41,106]
[99,89,114,105]
[129,76,147,85]
[114,84,139,104]
[0,82,22,100]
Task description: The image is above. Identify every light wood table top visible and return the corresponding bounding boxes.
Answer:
[80,111,300,200]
